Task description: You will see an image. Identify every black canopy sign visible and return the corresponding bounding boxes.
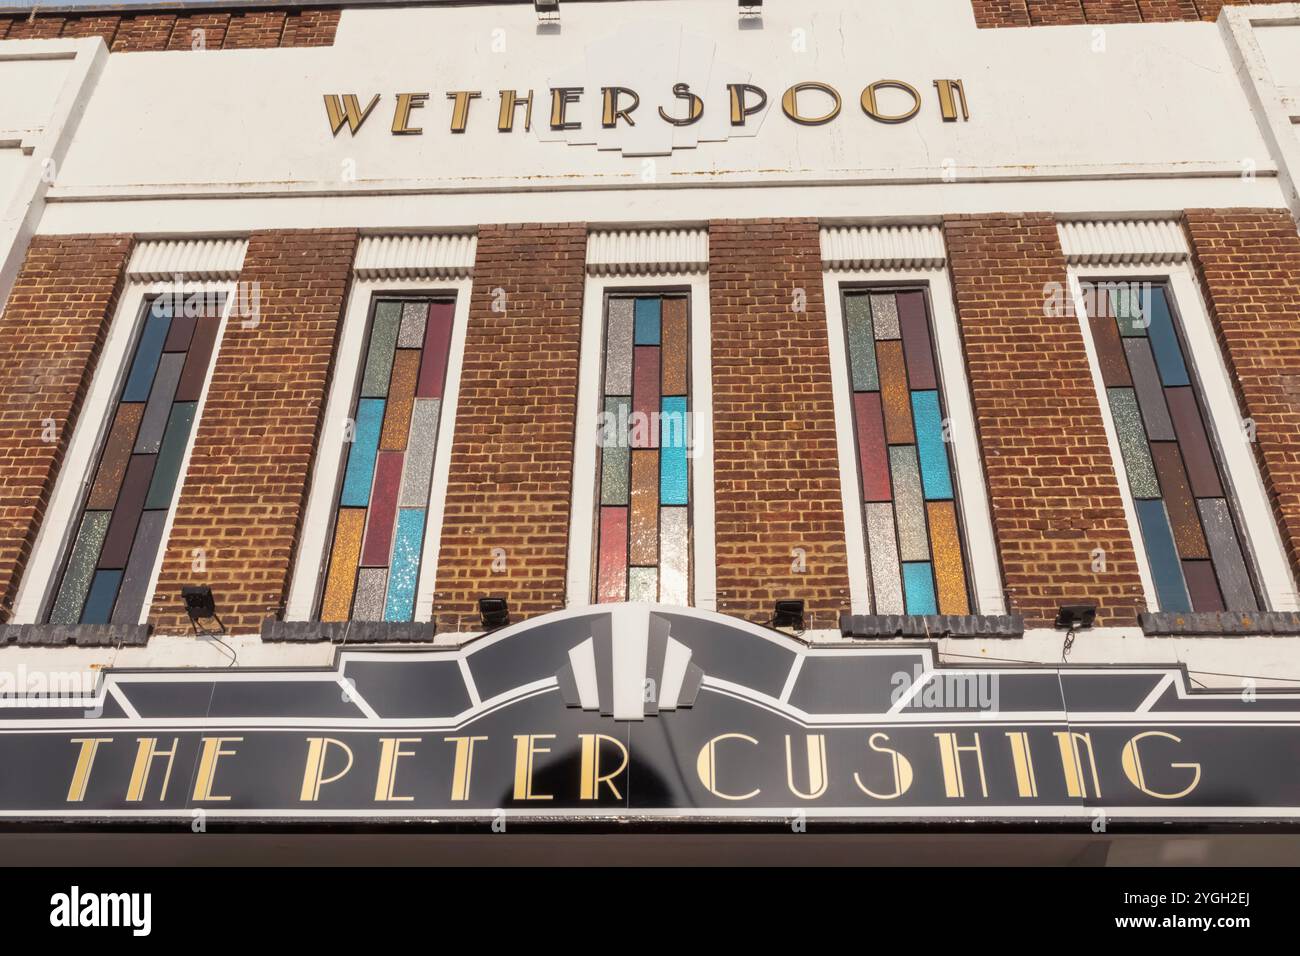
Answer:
[0,605,1297,824]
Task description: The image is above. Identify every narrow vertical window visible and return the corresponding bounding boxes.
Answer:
[47,292,223,624]
[1083,282,1260,612]
[319,296,454,622]
[594,293,691,605]
[842,288,971,615]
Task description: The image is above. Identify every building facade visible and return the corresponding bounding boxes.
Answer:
[1,0,1299,837]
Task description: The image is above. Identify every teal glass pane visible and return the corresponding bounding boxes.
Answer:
[143,402,197,510]
[340,398,385,507]
[660,396,688,505]
[80,569,123,624]
[902,562,937,615]
[121,307,172,402]
[633,297,661,345]
[383,508,426,622]
[1136,499,1191,613]
[912,390,952,500]
[1145,286,1190,387]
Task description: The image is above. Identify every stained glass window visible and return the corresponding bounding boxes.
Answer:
[594,293,691,605]
[1083,282,1259,612]
[319,296,454,622]
[48,292,224,624]
[842,288,971,615]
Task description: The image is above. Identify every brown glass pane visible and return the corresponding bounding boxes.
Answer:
[175,315,221,402]
[897,292,937,390]
[97,454,156,569]
[661,297,688,395]
[86,403,145,510]
[1165,386,1223,498]
[1182,560,1225,613]
[1087,303,1132,388]
[1150,443,1209,559]
[877,340,914,444]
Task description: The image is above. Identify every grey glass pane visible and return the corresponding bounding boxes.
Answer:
[1123,339,1175,441]
[134,353,185,454]
[48,512,111,624]
[845,295,878,391]
[1107,388,1159,498]
[361,305,401,398]
[871,294,900,340]
[890,446,929,562]
[353,568,388,621]
[865,503,903,614]
[399,399,441,507]
[1197,498,1259,612]
[604,299,635,396]
[112,510,168,624]
[397,301,427,348]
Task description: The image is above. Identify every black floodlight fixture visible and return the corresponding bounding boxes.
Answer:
[772,598,806,631]
[1055,604,1097,631]
[478,596,511,630]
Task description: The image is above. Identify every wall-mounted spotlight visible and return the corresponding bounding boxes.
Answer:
[182,585,226,637]
[739,0,763,19]
[772,598,805,631]
[478,596,511,630]
[535,0,560,23]
[1054,604,1097,631]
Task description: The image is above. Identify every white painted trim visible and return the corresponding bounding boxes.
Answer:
[1069,261,1299,613]
[353,233,476,279]
[125,238,247,282]
[1067,268,1159,611]
[586,228,708,276]
[10,276,236,624]
[1220,4,1300,224]
[820,225,946,271]
[821,268,1005,616]
[32,177,1290,241]
[0,37,106,313]
[1058,219,1190,266]
[565,272,716,612]
[283,275,474,623]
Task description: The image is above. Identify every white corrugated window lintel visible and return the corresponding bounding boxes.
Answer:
[354,234,477,279]
[586,229,709,276]
[1058,219,1190,266]
[820,225,946,271]
[126,238,248,282]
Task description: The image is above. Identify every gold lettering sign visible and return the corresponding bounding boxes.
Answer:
[578,733,629,800]
[860,80,921,124]
[696,733,761,801]
[498,90,533,132]
[324,93,380,136]
[66,738,111,803]
[1054,731,1102,799]
[1121,732,1202,800]
[445,735,487,802]
[853,732,914,801]
[658,82,704,126]
[780,82,842,126]
[192,737,242,802]
[126,737,178,803]
[549,87,583,131]
[391,92,429,135]
[512,734,556,800]
[374,737,420,801]
[446,91,482,133]
[322,79,969,137]
[601,87,640,129]
[785,734,829,799]
[934,732,988,799]
[300,737,354,802]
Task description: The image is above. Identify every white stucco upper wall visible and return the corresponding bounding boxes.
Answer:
[46,0,1274,202]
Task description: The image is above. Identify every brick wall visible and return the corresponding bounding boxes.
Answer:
[1185,208,1300,587]
[432,224,587,631]
[0,7,339,50]
[0,235,133,623]
[708,219,850,631]
[943,214,1145,626]
[147,230,358,635]
[972,0,1271,26]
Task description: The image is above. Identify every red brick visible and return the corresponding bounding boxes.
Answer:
[148,230,358,635]
[0,235,133,623]
[224,10,287,50]
[433,224,587,631]
[943,214,1145,626]
[708,219,850,630]
[111,14,176,52]
[1185,208,1300,585]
